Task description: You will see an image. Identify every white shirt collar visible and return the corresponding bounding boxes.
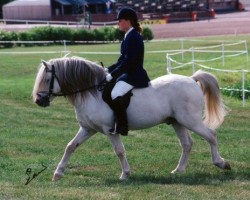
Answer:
[124,27,134,39]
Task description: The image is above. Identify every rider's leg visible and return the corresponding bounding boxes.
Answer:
[110,81,134,136]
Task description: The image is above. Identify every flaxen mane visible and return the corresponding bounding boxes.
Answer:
[50,57,106,104]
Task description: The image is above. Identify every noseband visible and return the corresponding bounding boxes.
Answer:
[36,65,60,107]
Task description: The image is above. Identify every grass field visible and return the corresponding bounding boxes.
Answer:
[0,35,250,200]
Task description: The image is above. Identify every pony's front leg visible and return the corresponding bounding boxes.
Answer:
[171,122,193,173]
[108,134,130,180]
[53,127,95,181]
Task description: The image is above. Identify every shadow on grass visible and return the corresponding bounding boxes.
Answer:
[105,169,250,186]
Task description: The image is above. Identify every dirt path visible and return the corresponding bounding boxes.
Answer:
[150,8,250,39]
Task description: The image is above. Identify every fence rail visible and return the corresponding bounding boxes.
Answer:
[166,39,250,106]
[0,19,117,27]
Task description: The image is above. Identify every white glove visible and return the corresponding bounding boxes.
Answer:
[106,74,113,82]
[104,67,109,73]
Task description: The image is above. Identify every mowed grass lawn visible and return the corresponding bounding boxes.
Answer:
[0,35,250,200]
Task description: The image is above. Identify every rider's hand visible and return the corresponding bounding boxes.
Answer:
[106,74,113,82]
[104,67,109,73]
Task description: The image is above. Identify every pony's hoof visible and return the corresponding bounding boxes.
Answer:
[119,171,130,181]
[224,161,231,170]
[171,168,185,174]
[52,172,64,181]
[214,160,231,170]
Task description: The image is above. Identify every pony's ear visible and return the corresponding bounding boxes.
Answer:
[41,60,50,70]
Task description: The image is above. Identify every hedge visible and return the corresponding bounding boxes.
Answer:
[222,80,250,100]
[0,26,154,48]
[0,30,18,48]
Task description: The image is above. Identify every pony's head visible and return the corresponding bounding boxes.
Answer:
[32,57,106,107]
[32,60,61,107]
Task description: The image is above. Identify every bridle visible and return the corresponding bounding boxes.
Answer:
[36,64,107,107]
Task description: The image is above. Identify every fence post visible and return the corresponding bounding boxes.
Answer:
[242,70,245,107]
[244,40,249,68]
[192,47,195,73]
[222,43,225,67]
[63,40,67,55]
[181,39,184,61]
[166,53,171,74]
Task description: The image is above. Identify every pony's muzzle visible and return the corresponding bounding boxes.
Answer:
[36,91,50,107]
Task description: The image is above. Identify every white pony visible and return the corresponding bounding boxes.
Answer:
[32,57,231,181]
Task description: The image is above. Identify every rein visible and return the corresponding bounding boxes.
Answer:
[52,79,107,97]
[45,65,107,98]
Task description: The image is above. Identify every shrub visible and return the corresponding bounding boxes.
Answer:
[222,80,250,100]
[113,28,125,41]
[93,27,118,41]
[93,29,106,41]
[101,27,116,41]
[0,26,154,48]
[72,29,86,41]
[17,31,35,47]
[50,27,73,41]
[29,26,54,41]
[72,29,94,41]
[28,26,72,41]
[0,31,18,48]
[142,26,154,40]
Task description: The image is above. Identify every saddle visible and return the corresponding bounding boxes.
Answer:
[102,81,133,110]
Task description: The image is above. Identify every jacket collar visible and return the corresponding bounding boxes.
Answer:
[124,27,134,39]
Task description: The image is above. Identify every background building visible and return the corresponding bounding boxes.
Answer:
[51,0,116,22]
[3,0,51,20]
[2,0,243,22]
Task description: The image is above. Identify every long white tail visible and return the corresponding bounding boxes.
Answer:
[192,70,229,129]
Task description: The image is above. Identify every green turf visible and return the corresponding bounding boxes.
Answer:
[0,35,250,200]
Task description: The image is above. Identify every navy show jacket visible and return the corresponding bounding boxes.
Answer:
[108,28,150,88]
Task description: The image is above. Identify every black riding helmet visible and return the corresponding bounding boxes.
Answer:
[115,7,138,22]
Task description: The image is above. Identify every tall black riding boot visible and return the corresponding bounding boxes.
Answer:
[111,96,128,136]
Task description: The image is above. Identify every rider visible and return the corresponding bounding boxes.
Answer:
[106,7,150,136]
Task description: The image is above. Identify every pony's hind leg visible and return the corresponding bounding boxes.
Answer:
[52,127,95,181]
[197,126,231,170]
[183,120,231,170]
[108,134,130,180]
[171,122,193,173]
